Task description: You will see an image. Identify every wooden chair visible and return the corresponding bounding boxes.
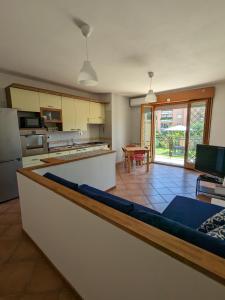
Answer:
[122,147,134,168]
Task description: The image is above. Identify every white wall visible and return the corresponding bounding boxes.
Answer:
[130,106,141,144]
[210,82,225,146]
[111,94,131,161]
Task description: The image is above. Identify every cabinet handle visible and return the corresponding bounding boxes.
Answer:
[31,158,39,161]
[48,105,54,108]
[56,152,62,155]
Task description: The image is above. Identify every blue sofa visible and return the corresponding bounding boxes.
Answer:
[44,173,225,258]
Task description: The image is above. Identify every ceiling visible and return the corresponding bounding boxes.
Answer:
[1,0,225,96]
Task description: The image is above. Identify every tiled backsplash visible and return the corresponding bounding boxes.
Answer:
[47,125,102,148]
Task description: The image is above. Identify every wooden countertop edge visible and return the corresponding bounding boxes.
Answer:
[17,168,225,284]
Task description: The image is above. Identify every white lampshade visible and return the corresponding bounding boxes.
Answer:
[145,89,157,103]
[78,60,98,86]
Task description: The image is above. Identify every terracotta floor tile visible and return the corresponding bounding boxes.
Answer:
[5,201,21,213]
[20,291,60,300]
[27,261,64,293]
[155,187,174,195]
[152,202,169,213]
[161,194,177,203]
[142,188,159,196]
[130,195,149,206]
[0,239,20,264]
[0,224,8,236]
[146,194,166,204]
[1,224,24,240]
[0,261,35,296]
[9,238,42,262]
[0,205,10,215]
[59,288,81,300]
[0,213,22,225]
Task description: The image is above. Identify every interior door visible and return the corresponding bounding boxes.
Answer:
[184,100,209,169]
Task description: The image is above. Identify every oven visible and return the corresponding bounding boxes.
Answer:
[20,129,48,156]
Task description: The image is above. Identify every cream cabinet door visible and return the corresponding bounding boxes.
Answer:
[62,97,76,131]
[74,99,89,131]
[89,102,105,124]
[39,93,62,109]
[22,154,49,167]
[10,88,40,112]
[48,151,67,158]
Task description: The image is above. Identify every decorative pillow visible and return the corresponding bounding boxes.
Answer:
[207,225,225,240]
[198,209,225,233]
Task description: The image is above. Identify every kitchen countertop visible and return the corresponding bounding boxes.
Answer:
[48,141,109,153]
[41,149,115,165]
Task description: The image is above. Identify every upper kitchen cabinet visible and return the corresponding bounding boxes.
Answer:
[39,93,62,109]
[74,99,89,131]
[62,97,76,131]
[62,97,90,131]
[8,87,40,112]
[88,102,105,124]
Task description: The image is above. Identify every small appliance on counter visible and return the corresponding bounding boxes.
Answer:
[0,108,22,203]
[20,116,44,128]
[18,111,45,129]
[20,129,48,156]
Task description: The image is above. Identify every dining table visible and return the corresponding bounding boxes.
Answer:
[124,146,150,173]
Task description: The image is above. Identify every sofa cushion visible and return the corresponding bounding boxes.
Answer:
[79,184,134,214]
[198,209,225,233]
[130,209,225,258]
[207,225,225,240]
[44,172,79,191]
[162,196,223,229]
[78,184,160,216]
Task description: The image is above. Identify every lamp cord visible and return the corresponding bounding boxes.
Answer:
[85,38,89,61]
[149,76,152,90]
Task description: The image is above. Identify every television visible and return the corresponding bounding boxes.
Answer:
[195,144,225,178]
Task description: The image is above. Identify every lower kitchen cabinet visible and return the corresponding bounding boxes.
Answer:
[48,151,69,158]
[22,145,108,167]
[22,154,49,168]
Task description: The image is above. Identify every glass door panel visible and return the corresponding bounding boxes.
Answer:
[154,104,188,166]
[141,105,152,148]
[141,105,153,163]
[185,100,207,168]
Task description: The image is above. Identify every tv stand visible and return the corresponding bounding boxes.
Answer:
[196,174,225,200]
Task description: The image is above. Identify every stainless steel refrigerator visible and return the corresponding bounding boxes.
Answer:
[0,108,22,203]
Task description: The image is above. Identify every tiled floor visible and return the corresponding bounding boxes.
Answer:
[111,163,206,213]
[0,163,206,299]
[0,199,81,300]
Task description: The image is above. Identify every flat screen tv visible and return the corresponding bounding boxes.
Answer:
[195,144,225,178]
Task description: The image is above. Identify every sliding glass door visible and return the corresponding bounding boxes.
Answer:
[154,104,187,166]
[141,105,153,148]
[141,99,212,169]
[184,100,208,168]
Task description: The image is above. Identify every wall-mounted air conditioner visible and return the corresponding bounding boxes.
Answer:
[129,97,146,107]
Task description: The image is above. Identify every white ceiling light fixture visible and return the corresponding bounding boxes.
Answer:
[78,24,98,86]
[145,71,157,103]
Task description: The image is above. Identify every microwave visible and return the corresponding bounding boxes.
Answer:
[20,117,43,129]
